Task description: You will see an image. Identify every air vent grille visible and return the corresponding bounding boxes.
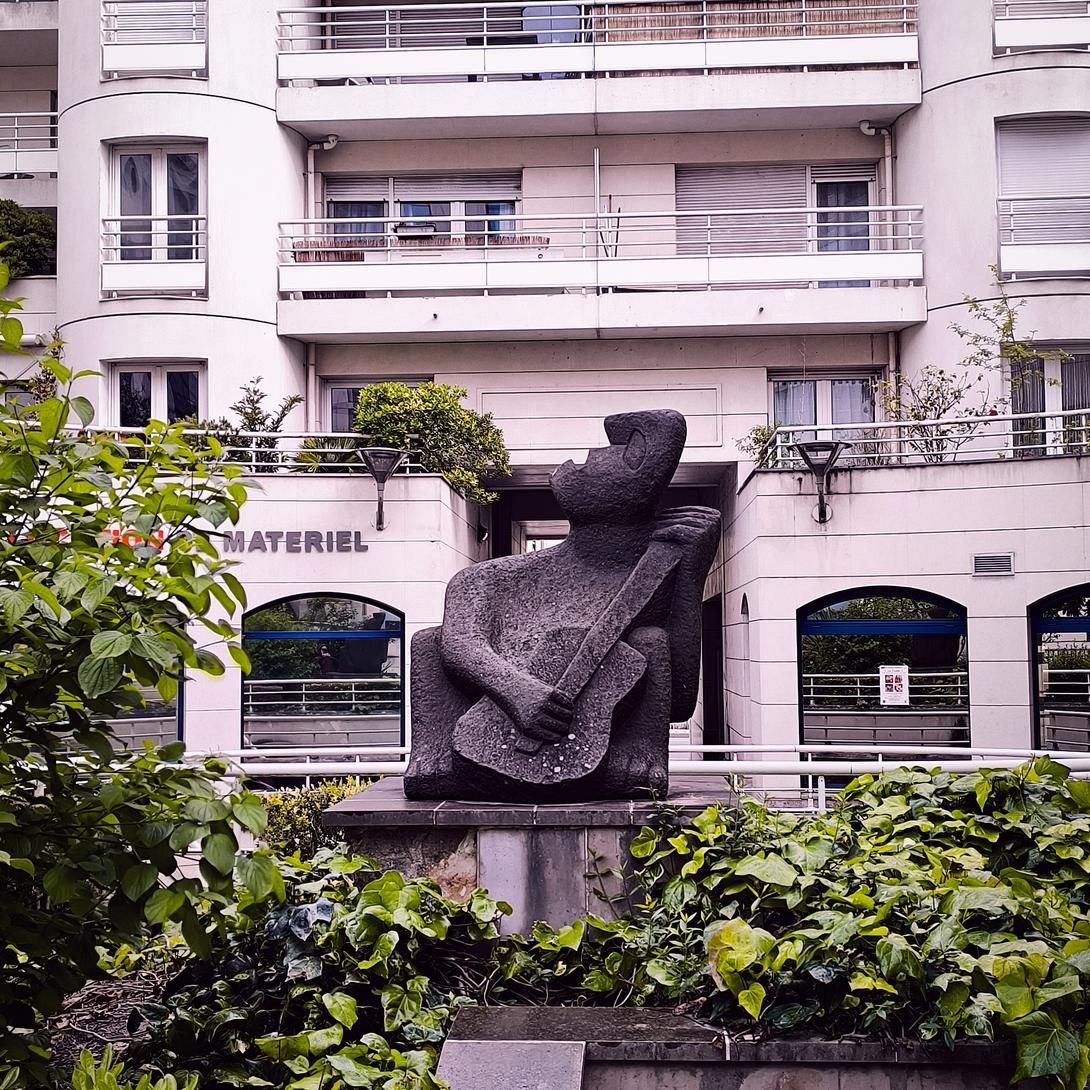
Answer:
[973,552,1015,576]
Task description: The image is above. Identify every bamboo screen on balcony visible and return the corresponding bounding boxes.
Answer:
[587,0,914,45]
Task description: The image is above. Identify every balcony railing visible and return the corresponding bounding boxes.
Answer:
[994,0,1090,52]
[278,205,924,296]
[101,0,208,78]
[73,427,424,476]
[0,111,56,174]
[758,407,1090,469]
[998,194,1090,278]
[277,0,918,84]
[803,671,969,709]
[101,215,207,295]
[244,677,401,718]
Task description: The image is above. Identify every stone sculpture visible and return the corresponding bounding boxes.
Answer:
[404,409,721,802]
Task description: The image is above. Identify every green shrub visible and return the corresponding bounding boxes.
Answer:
[262,778,370,858]
[353,381,510,504]
[116,760,1090,1090]
[71,1046,195,1090]
[0,200,56,279]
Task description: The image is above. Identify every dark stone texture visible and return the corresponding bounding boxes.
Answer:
[323,775,734,828]
[404,409,721,801]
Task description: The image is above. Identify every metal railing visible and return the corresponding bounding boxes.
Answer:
[68,427,425,476]
[279,205,924,293]
[802,670,969,708]
[1042,668,1090,704]
[0,111,56,151]
[215,744,1090,811]
[993,0,1090,53]
[101,0,207,45]
[279,0,917,49]
[998,194,1090,245]
[995,0,1090,16]
[758,407,1090,468]
[101,215,207,264]
[244,676,401,717]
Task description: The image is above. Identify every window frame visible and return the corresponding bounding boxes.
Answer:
[321,376,432,432]
[768,371,881,431]
[109,359,207,427]
[109,143,207,264]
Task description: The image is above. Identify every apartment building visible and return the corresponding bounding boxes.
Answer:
[1,0,1087,762]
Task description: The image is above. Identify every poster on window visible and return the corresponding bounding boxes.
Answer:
[879,665,910,706]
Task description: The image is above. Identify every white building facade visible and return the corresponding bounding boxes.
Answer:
[2,0,1088,761]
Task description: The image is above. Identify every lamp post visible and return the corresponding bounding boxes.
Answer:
[794,439,852,524]
[358,447,409,531]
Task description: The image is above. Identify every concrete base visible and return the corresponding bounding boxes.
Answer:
[437,1008,1026,1090]
[323,776,733,933]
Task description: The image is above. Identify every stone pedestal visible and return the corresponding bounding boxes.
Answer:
[436,1008,1025,1090]
[322,777,733,934]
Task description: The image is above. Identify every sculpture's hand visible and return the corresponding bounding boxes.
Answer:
[511,678,574,744]
[651,507,720,553]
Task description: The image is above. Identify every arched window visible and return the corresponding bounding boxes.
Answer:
[1032,585,1090,750]
[241,594,404,750]
[797,588,969,747]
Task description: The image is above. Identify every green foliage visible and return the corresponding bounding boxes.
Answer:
[127,850,507,1089]
[736,423,777,467]
[108,760,1090,1090]
[0,321,271,1082]
[181,377,303,469]
[71,1047,196,1090]
[294,434,366,473]
[0,201,56,279]
[263,779,371,859]
[353,382,510,505]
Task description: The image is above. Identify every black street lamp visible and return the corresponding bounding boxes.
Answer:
[794,439,852,524]
[358,447,409,531]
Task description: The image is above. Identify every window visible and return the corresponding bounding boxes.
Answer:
[112,144,204,262]
[1032,584,1090,751]
[771,374,876,439]
[324,378,431,432]
[996,117,1090,277]
[798,588,970,747]
[323,172,521,244]
[242,594,405,750]
[113,362,204,427]
[1010,347,1090,455]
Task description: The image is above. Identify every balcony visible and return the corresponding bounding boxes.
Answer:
[277,204,925,340]
[0,1,56,34]
[276,0,920,137]
[100,215,207,296]
[757,407,1090,469]
[994,0,1090,53]
[101,0,208,79]
[0,111,56,175]
[998,195,1090,278]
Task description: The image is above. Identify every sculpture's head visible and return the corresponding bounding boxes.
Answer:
[550,409,687,524]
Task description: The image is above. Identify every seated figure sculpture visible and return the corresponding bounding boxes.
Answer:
[404,409,721,802]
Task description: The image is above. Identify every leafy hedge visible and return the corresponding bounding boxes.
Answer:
[122,759,1090,1090]
[262,779,372,859]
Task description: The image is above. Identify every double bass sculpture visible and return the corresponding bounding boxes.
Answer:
[405,409,721,802]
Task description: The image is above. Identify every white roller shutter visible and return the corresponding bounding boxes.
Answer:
[809,164,878,185]
[324,171,522,202]
[997,117,1090,196]
[393,172,522,199]
[675,164,808,254]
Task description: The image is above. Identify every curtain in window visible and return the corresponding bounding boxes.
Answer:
[1061,354,1090,411]
[329,200,386,239]
[119,371,152,428]
[1011,357,1046,455]
[773,380,816,433]
[119,153,152,261]
[166,371,199,422]
[167,153,200,260]
[831,378,874,424]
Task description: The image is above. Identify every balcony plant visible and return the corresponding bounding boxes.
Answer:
[0,200,56,279]
[352,381,510,504]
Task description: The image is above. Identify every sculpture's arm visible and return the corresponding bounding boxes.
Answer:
[650,507,722,721]
[438,565,573,740]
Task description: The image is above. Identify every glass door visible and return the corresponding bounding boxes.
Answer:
[815,179,871,288]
